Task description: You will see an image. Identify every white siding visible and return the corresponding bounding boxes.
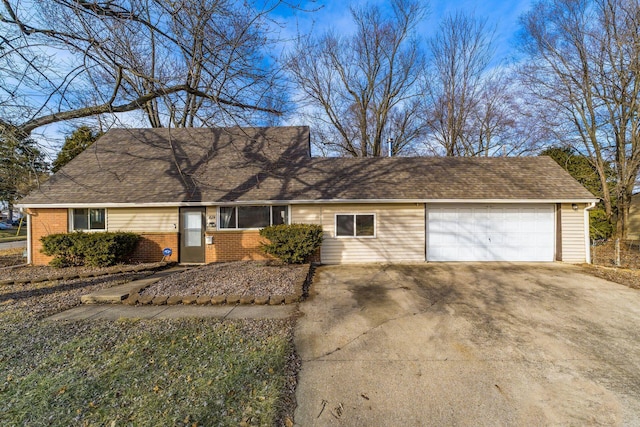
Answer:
[560,203,588,263]
[291,205,322,225]
[107,207,179,232]
[293,204,425,263]
[628,196,640,240]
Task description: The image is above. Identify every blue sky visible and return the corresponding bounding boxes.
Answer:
[276,0,533,62]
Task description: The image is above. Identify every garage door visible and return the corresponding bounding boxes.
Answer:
[427,204,555,262]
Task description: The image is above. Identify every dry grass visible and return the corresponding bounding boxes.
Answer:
[584,240,640,290]
[0,318,295,426]
[591,239,640,269]
[584,265,640,290]
[0,266,299,426]
[0,228,26,240]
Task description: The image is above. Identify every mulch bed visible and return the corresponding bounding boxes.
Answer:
[0,248,26,269]
[141,261,308,297]
[0,262,168,284]
[136,261,310,306]
[0,272,151,319]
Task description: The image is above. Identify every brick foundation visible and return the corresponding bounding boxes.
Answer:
[205,230,272,263]
[130,233,179,263]
[28,214,309,265]
[27,208,178,265]
[28,208,68,265]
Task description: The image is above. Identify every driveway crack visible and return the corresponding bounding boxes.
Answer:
[307,296,443,362]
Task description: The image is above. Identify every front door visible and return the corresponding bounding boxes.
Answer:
[179,207,205,263]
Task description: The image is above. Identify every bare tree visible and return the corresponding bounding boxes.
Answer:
[286,0,427,157]
[461,72,516,156]
[0,0,288,138]
[423,12,497,156]
[519,0,640,237]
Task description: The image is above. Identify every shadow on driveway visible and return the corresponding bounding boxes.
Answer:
[294,263,640,426]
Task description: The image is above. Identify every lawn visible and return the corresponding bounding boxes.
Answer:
[0,227,26,242]
[0,262,297,426]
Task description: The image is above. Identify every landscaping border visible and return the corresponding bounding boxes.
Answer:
[123,292,300,306]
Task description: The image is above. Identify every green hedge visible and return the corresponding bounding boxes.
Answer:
[40,232,140,267]
[259,224,323,264]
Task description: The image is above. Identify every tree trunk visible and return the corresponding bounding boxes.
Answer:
[617,189,633,239]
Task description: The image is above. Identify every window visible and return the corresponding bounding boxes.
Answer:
[219,206,289,229]
[272,206,288,225]
[238,206,270,229]
[336,214,375,237]
[183,211,202,247]
[71,208,106,231]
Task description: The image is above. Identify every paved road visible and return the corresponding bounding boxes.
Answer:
[0,240,26,250]
[294,263,640,426]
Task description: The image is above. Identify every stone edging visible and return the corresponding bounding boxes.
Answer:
[0,263,28,272]
[0,262,172,286]
[122,291,302,306]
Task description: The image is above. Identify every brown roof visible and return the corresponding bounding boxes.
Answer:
[19,126,597,205]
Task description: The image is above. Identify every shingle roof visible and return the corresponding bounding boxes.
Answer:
[18,126,597,206]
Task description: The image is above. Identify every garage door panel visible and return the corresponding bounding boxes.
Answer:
[432,230,458,245]
[428,204,555,262]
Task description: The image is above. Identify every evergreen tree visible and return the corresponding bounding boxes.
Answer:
[52,126,102,173]
[0,135,49,221]
[541,147,614,240]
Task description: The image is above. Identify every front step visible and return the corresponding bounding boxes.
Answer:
[81,267,186,304]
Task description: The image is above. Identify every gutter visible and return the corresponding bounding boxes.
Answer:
[16,198,601,209]
[584,202,597,264]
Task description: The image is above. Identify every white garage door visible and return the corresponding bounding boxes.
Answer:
[427,204,555,262]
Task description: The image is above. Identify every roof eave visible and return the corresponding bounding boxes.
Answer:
[16,197,600,209]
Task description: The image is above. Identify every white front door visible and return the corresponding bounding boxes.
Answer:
[427,204,555,262]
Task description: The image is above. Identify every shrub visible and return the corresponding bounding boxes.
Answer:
[259,224,323,264]
[589,206,614,240]
[40,232,140,267]
[40,233,82,267]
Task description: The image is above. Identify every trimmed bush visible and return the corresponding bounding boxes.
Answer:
[259,224,323,264]
[40,232,140,267]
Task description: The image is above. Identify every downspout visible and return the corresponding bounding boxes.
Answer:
[584,202,596,264]
[24,209,32,265]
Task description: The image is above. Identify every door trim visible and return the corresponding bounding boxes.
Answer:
[179,207,205,263]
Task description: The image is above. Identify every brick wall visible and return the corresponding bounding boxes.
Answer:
[29,208,68,265]
[205,230,273,263]
[129,233,179,263]
[28,209,178,265]
[30,214,307,265]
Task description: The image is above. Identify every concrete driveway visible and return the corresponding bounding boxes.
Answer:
[294,263,640,426]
